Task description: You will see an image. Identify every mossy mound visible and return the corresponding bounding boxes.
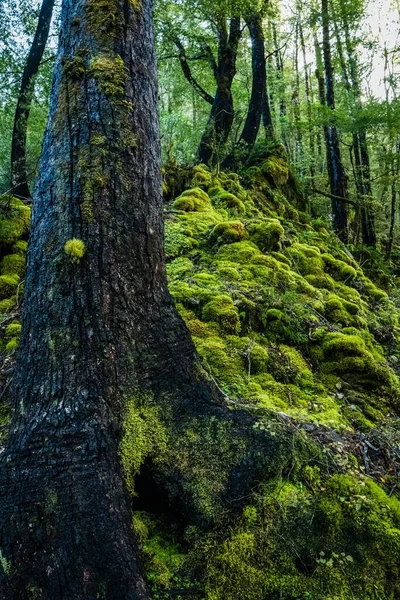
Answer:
[164,165,400,436]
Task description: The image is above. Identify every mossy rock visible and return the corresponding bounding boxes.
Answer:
[212,191,246,215]
[261,155,289,186]
[202,295,240,335]
[172,188,211,212]
[247,219,284,252]
[209,221,247,246]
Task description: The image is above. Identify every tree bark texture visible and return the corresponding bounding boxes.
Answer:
[11,0,56,200]
[0,0,217,597]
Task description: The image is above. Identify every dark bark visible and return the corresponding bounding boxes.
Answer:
[321,0,349,242]
[197,17,242,165]
[223,12,269,168]
[0,0,222,597]
[239,14,267,147]
[262,76,274,139]
[387,142,400,259]
[11,0,56,200]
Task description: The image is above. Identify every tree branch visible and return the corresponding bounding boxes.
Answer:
[174,38,214,104]
[312,187,357,206]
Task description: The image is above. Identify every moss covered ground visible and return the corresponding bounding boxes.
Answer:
[1,155,400,598]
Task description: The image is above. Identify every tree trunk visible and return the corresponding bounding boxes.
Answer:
[321,0,349,242]
[334,12,376,246]
[0,0,219,597]
[198,17,241,164]
[298,1,315,183]
[239,14,267,147]
[11,0,56,200]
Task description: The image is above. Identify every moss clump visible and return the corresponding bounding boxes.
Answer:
[120,394,167,495]
[0,275,20,301]
[5,323,21,338]
[172,188,211,212]
[213,191,246,215]
[64,239,86,263]
[0,254,25,278]
[5,338,18,353]
[202,296,240,334]
[261,155,289,186]
[0,197,30,246]
[199,474,400,600]
[0,298,16,314]
[248,219,284,252]
[285,242,325,276]
[320,331,395,388]
[89,54,127,99]
[210,222,247,246]
[12,240,27,256]
[192,164,212,187]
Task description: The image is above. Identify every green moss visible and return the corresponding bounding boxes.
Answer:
[120,394,167,495]
[202,296,240,334]
[0,275,20,301]
[5,338,18,353]
[89,54,127,100]
[262,155,289,186]
[172,187,211,212]
[285,243,325,276]
[192,164,212,187]
[213,191,246,215]
[247,219,284,252]
[216,241,260,263]
[264,308,284,322]
[0,298,16,314]
[5,323,21,338]
[0,197,30,246]
[0,254,25,278]
[210,221,247,245]
[12,240,27,255]
[64,239,86,263]
[86,0,120,43]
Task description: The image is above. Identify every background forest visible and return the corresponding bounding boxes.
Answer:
[2,0,400,599]
[1,0,400,251]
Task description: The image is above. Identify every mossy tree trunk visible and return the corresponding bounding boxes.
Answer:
[197,16,242,165]
[11,0,56,200]
[0,0,221,597]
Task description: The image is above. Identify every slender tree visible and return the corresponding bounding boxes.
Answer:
[321,0,349,242]
[197,15,242,164]
[11,0,56,200]
[239,12,267,147]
